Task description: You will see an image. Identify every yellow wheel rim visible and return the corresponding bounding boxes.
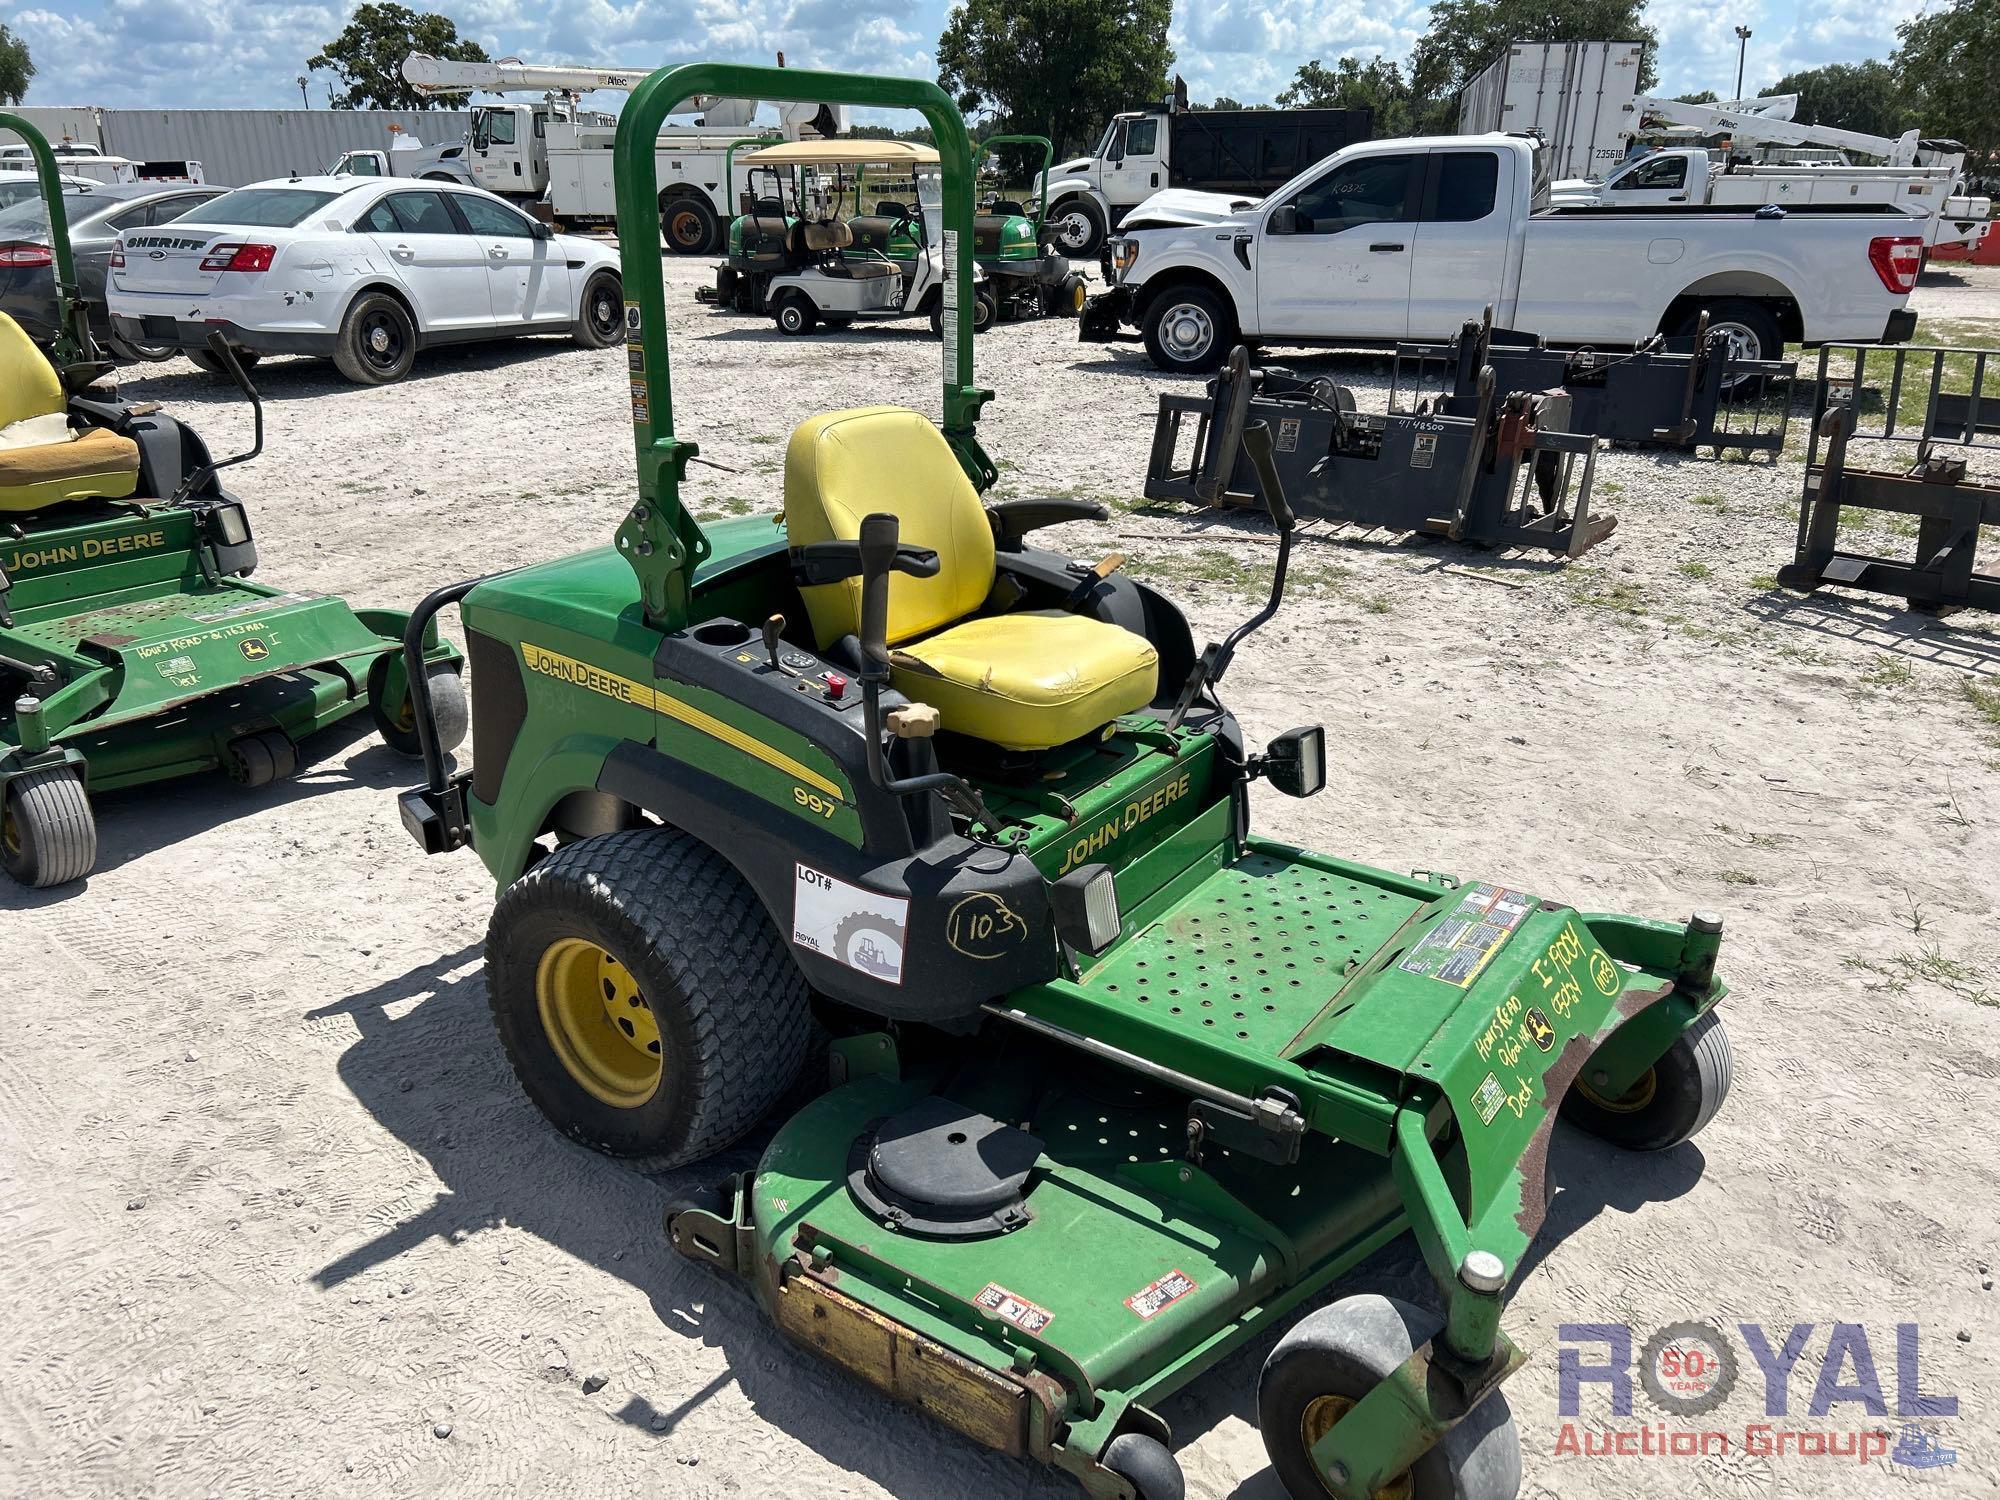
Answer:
[1069,281,1086,313]
[1576,1066,1658,1114]
[535,937,663,1108]
[1300,1395,1413,1499]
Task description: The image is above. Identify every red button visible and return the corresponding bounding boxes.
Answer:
[824,673,847,701]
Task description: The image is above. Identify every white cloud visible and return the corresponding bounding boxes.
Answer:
[9,0,1926,121]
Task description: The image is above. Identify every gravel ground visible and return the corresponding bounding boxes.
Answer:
[3,258,1997,1500]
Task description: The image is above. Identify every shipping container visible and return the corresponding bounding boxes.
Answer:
[1457,41,1644,181]
[0,108,476,188]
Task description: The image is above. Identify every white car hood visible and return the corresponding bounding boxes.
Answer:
[1119,187,1260,231]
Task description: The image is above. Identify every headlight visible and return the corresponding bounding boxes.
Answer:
[1110,238,1139,274]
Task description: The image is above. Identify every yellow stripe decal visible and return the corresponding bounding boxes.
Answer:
[521,642,843,800]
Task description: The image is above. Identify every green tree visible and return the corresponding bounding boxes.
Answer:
[1674,90,1717,105]
[307,4,487,110]
[937,0,1173,157]
[0,23,32,106]
[1407,0,1657,131]
[1763,61,1911,142]
[1896,0,1998,151]
[1278,55,1414,135]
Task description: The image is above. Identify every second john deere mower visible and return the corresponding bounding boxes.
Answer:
[0,112,463,888]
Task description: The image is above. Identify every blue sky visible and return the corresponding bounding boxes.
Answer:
[3,0,1927,117]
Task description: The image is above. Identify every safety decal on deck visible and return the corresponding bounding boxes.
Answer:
[1126,1269,1197,1320]
[792,863,909,985]
[1396,883,1534,988]
[974,1282,1053,1335]
[1472,1072,1506,1125]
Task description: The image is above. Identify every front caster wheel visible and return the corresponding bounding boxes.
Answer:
[1,766,97,888]
[1563,1009,1732,1151]
[1258,1295,1521,1500]
[369,656,468,758]
[484,829,811,1169]
[1102,1433,1183,1500]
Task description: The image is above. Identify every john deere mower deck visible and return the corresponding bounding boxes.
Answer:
[394,65,1733,1500]
[0,112,462,888]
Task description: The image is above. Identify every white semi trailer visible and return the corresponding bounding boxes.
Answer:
[400,55,845,252]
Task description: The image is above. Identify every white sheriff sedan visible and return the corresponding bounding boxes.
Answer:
[106,176,624,384]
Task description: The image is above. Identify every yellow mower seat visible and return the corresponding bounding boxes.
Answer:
[0,311,140,513]
[785,406,1158,752]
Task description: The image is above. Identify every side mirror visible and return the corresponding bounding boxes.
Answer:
[1261,726,1326,799]
[1270,204,1299,235]
[530,219,554,240]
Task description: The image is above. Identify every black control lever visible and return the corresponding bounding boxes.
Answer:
[853,513,1002,838]
[761,613,786,673]
[170,332,264,506]
[1163,419,1296,733]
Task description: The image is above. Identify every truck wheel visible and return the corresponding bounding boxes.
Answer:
[1,766,97,888]
[484,828,811,1169]
[1049,198,1107,259]
[572,270,625,348]
[368,656,468,758]
[662,195,719,255]
[1563,1009,1732,1151]
[1142,285,1235,374]
[333,292,418,385]
[774,293,818,336]
[187,347,261,376]
[1686,300,1781,366]
[1259,1295,1521,1500]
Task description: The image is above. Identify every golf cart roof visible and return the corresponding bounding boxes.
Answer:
[737,139,940,168]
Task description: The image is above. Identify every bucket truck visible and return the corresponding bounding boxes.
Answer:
[1549,92,1991,255]
[400,54,846,252]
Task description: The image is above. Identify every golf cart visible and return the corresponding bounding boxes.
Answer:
[702,137,1083,329]
[0,112,463,888]
[393,65,1733,1500]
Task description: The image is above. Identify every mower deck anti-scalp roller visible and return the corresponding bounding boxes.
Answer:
[0,111,465,889]
[392,63,1734,1500]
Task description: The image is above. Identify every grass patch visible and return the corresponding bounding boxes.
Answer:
[1361,595,1394,616]
[1750,571,1783,592]
[1848,946,1995,1007]
[1691,492,1727,510]
[1566,570,1648,622]
[1675,561,1713,580]
[1859,657,1915,691]
[1716,869,1760,886]
[1965,680,2000,750]
[1129,545,1351,597]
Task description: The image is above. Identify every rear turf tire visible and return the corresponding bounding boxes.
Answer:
[1,766,97,888]
[333,292,418,385]
[484,829,811,1170]
[1562,1009,1732,1151]
[573,270,625,348]
[1258,1295,1521,1500]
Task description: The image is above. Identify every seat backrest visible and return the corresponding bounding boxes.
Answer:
[0,311,64,431]
[784,406,995,650]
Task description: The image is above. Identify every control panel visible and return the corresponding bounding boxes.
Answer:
[689,616,865,714]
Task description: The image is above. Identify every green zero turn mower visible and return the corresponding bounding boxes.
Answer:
[0,112,464,889]
[394,66,1733,1500]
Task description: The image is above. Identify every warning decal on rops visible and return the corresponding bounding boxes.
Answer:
[1126,1269,1197,1320]
[1397,882,1535,988]
[792,862,910,985]
[974,1282,1054,1335]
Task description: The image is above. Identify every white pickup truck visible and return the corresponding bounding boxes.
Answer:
[1081,134,1923,373]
